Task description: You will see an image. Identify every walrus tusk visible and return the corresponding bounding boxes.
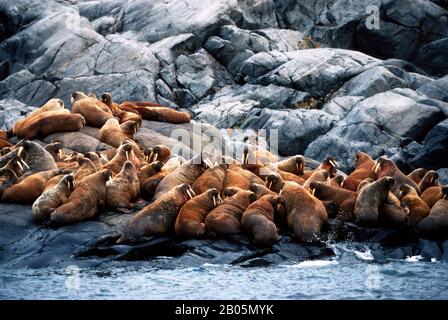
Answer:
[267,181,272,190]
[17,146,24,157]
[21,159,30,169]
[309,188,315,196]
[148,150,154,162]
[189,187,196,196]
[17,161,23,171]
[71,96,74,104]
[186,189,193,199]
[217,195,223,204]
[443,194,446,199]
[153,152,158,162]
[213,196,216,207]
[329,159,336,168]
[372,161,379,173]
[100,154,108,162]
[126,151,129,160]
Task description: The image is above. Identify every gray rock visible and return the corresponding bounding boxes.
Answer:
[414,38,448,77]
[418,75,448,102]
[0,98,34,130]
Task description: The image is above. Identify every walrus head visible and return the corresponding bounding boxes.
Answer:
[119,143,135,161]
[355,151,372,166]
[206,188,222,207]
[45,141,64,161]
[373,156,396,176]
[4,156,29,176]
[100,93,113,106]
[122,160,137,173]
[411,168,429,180]
[265,172,283,191]
[145,145,171,163]
[249,183,275,199]
[421,170,439,186]
[331,174,345,187]
[121,120,139,136]
[71,91,89,103]
[399,184,416,198]
[178,183,195,200]
[321,156,339,176]
[100,169,113,182]
[60,174,76,192]
[380,176,395,190]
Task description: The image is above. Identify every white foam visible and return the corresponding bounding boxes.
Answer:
[285,260,338,268]
[405,255,423,262]
[354,250,374,261]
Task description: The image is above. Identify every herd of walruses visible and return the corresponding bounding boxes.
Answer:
[0,92,447,247]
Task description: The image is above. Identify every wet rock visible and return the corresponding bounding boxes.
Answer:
[415,239,443,261]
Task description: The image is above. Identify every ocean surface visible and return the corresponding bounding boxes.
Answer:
[1,243,447,300]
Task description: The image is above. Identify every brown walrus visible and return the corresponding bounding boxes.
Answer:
[241,194,281,247]
[373,156,419,197]
[139,161,164,186]
[378,192,409,228]
[103,142,138,174]
[71,91,113,128]
[153,155,206,199]
[174,188,222,239]
[205,188,256,237]
[279,181,328,242]
[137,106,191,124]
[407,168,429,184]
[265,172,285,193]
[99,118,138,148]
[117,183,195,243]
[1,168,72,204]
[272,155,305,175]
[100,93,122,116]
[32,174,76,222]
[191,164,226,195]
[354,176,395,226]
[49,169,112,225]
[249,183,276,199]
[399,184,431,226]
[106,161,140,211]
[13,109,86,140]
[420,186,444,208]
[84,152,103,171]
[302,157,339,179]
[418,170,439,193]
[12,98,64,135]
[416,187,448,238]
[343,151,376,191]
[74,156,97,182]
[309,181,357,221]
[302,169,330,189]
[223,168,250,190]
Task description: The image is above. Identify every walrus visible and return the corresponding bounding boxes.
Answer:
[13,110,86,140]
[416,187,448,237]
[32,174,75,222]
[249,183,276,199]
[418,170,439,193]
[12,98,64,135]
[44,141,65,162]
[379,193,409,228]
[241,194,281,247]
[407,168,429,184]
[15,140,57,177]
[272,155,305,175]
[117,183,195,243]
[137,106,191,124]
[100,93,122,116]
[354,176,395,226]
[99,118,138,148]
[106,161,140,211]
[43,174,67,191]
[74,156,97,182]
[0,167,20,191]
[175,188,222,239]
[205,188,256,237]
[302,169,330,189]
[139,161,164,185]
[302,157,339,179]
[1,168,71,203]
[103,142,138,174]
[140,162,179,200]
[420,186,444,208]
[356,178,375,192]
[0,155,28,179]
[265,172,284,193]
[191,164,226,195]
[71,91,113,128]
[330,175,345,188]
[84,152,103,171]
[279,181,328,242]
[229,164,264,185]
[153,155,206,199]
[343,151,376,191]
[399,184,431,226]
[144,145,171,164]
[50,169,112,225]
[373,156,419,197]
[223,168,250,190]
[274,167,305,185]
[309,181,357,221]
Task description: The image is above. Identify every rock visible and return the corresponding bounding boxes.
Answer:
[242,48,379,97]
[437,168,448,185]
[418,75,448,102]
[414,38,448,77]
[322,96,364,120]
[407,119,448,170]
[415,239,443,261]
[306,90,444,172]
[0,98,35,131]
[174,49,234,105]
